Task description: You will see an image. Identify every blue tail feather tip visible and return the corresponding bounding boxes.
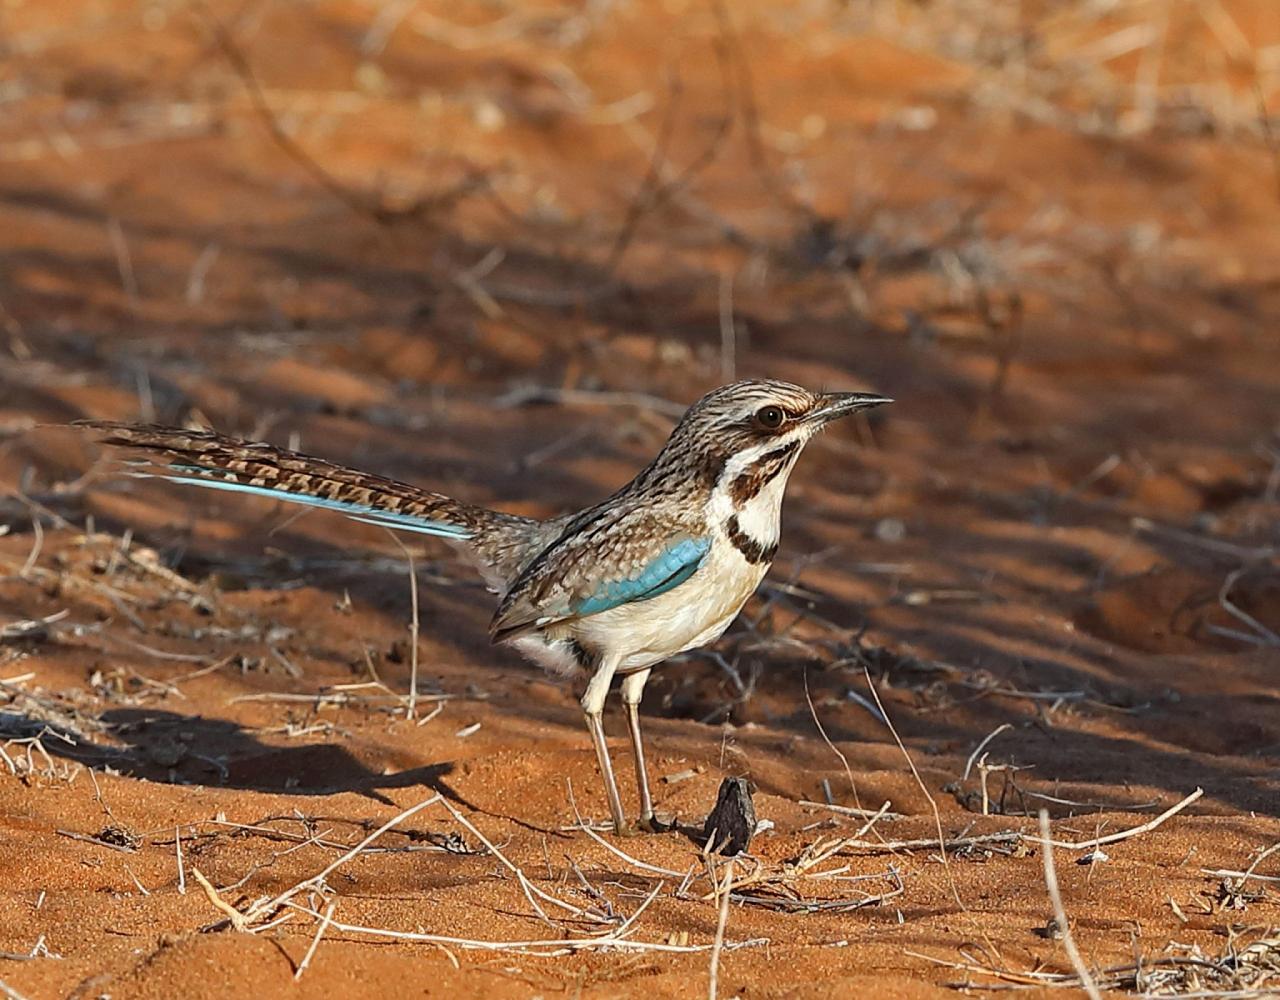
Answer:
[160,475,472,540]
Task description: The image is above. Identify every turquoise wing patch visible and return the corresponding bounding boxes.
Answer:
[573,536,710,616]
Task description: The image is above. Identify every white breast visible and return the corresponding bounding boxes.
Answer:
[573,534,768,672]
[521,433,808,677]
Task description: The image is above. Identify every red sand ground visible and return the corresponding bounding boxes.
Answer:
[1,2,1278,997]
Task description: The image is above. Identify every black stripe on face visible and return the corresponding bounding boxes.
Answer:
[724,514,777,566]
[729,440,800,506]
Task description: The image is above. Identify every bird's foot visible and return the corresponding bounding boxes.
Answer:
[635,812,676,834]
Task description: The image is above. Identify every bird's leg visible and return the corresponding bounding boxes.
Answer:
[620,668,662,831]
[581,653,627,834]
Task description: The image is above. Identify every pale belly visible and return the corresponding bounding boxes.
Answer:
[573,537,768,673]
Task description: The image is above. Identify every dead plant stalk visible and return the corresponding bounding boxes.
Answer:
[1038,809,1103,1000]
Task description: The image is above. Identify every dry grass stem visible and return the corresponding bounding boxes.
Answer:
[228,691,448,706]
[192,867,248,931]
[1029,788,1203,850]
[175,824,186,895]
[1201,868,1280,885]
[604,882,664,943]
[0,976,31,1000]
[385,531,422,719]
[285,902,764,956]
[18,517,42,578]
[963,723,1013,780]
[54,829,137,854]
[1038,809,1103,1000]
[437,797,610,925]
[572,819,688,879]
[798,800,903,822]
[791,802,896,870]
[123,863,151,896]
[1239,842,1280,883]
[862,669,995,956]
[823,786,1202,859]
[803,669,866,815]
[203,817,440,857]
[1218,566,1280,647]
[718,265,737,384]
[294,902,337,980]
[242,793,442,927]
[709,858,734,1000]
[106,218,139,305]
[566,778,901,914]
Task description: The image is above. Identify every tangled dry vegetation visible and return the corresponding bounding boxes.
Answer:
[1,0,1279,997]
[1,519,1274,997]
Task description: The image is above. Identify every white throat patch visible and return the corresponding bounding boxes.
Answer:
[734,456,798,544]
[707,432,808,550]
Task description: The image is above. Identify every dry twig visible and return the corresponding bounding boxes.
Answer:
[385,531,422,718]
[708,858,734,1000]
[192,867,248,931]
[1038,809,1103,1000]
[294,902,337,981]
[241,793,442,927]
[437,797,609,926]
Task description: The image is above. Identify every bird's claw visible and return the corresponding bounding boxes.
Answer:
[636,813,676,834]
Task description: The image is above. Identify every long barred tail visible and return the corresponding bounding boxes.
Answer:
[77,420,512,543]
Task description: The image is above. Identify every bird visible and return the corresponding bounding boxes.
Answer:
[79,379,891,834]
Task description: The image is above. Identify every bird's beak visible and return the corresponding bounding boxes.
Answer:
[809,391,893,425]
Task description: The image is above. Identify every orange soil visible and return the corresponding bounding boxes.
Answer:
[1,1,1278,997]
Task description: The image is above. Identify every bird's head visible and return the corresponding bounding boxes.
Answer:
[650,378,892,499]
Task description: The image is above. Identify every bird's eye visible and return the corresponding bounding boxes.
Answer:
[754,405,786,430]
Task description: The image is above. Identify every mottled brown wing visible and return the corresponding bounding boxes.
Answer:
[489,501,709,643]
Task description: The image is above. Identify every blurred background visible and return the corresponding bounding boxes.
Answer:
[1,2,1279,994]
